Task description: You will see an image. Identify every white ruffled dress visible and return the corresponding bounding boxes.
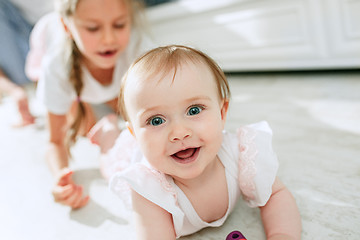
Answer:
[109,121,278,238]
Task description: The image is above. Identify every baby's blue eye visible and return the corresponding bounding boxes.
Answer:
[188,106,202,116]
[150,117,165,126]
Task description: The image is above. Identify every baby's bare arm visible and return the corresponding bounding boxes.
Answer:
[132,190,176,240]
[260,177,302,240]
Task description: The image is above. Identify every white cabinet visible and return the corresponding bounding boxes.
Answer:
[146,0,360,71]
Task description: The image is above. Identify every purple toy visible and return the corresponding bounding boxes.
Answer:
[226,230,247,240]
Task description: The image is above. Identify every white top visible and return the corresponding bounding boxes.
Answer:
[30,12,154,115]
[110,121,279,238]
[10,0,53,24]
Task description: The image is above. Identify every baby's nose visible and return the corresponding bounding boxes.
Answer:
[169,123,192,142]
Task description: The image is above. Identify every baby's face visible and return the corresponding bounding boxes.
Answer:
[124,61,228,182]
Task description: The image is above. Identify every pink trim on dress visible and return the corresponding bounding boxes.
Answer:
[111,163,178,209]
[140,165,178,205]
[111,173,132,209]
[237,126,258,202]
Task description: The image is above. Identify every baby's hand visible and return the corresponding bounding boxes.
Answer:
[52,168,89,209]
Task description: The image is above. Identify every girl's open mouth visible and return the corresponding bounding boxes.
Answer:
[171,147,200,164]
[98,50,117,57]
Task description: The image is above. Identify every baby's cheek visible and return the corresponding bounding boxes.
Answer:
[141,138,165,162]
[201,116,223,135]
[201,125,223,147]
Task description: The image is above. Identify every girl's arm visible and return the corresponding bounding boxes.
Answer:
[131,190,177,240]
[47,112,69,174]
[47,112,89,208]
[260,177,302,240]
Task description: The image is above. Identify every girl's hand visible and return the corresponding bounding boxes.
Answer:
[52,168,89,209]
[12,87,35,127]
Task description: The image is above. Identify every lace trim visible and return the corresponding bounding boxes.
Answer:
[237,126,258,202]
[100,130,137,181]
[111,174,132,209]
[111,163,178,209]
[141,165,178,205]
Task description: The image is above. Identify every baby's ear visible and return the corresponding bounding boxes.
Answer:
[126,122,135,138]
[221,99,229,121]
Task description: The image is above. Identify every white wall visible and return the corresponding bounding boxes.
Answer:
[147,0,360,71]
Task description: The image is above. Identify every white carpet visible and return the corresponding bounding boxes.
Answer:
[1,72,359,239]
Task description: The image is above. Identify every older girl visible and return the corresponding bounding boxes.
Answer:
[26,0,153,209]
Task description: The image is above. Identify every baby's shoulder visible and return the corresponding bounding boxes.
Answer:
[221,121,274,161]
[220,121,279,207]
[110,161,177,207]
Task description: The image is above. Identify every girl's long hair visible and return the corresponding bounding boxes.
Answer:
[65,40,85,152]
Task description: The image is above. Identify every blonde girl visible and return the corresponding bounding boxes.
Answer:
[26,0,153,209]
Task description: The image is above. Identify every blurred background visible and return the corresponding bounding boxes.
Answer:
[1,0,359,239]
[146,0,360,72]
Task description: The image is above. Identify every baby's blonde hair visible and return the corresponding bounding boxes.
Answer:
[119,45,231,122]
[55,0,145,153]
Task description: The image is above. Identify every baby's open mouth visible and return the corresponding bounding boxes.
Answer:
[171,147,200,164]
